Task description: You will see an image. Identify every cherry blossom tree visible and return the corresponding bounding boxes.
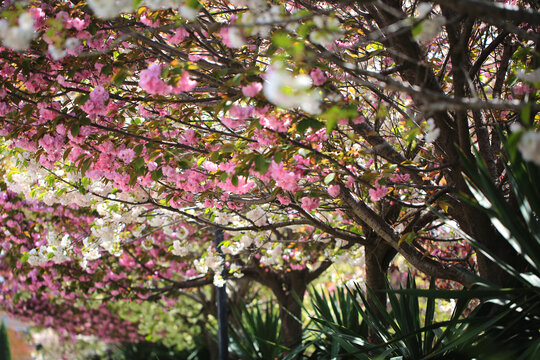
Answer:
[0,0,539,350]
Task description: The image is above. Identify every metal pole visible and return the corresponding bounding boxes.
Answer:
[215,229,228,360]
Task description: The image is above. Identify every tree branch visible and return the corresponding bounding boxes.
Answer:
[338,185,474,286]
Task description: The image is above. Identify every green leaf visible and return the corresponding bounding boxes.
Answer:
[151,169,163,181]
[111,69,129,87]
[220,143,236,153]
[74,94,90,106]
[231,174,239,187]
[101,64,113,76]
[398,232,416,246]
[326,117,338,133]
[274,151,284,163]
[88,22,98,35]
[521,102,531,125]
[79,116,91,126]
[232,73,243,85]
[255,154,271,174]
[297,118,324,134]
[80,177,91,188]
[272,32,292,48]
[320,106,356,133]
[290,42,305,56]
[324,173,335,185]
[21,59,31,76]
[297,23,312,38]
[80,158,91,176]
[506,73,519,87]
[134,144,144,156]
[210,151,220,162]
[186,0,201,9]
[366,42,384,51]
[70,123,80,137]
[132,157,145,169]
[63,147,72,161]
[129,171,138,186]
[411,23,423,39]
[56,187,67,197]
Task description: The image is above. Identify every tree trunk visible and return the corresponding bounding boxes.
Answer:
[364,0,526,287]
[364,241,395,308]
[364,240,396,345]
[277,287,305,350]
[271,272,307,351]
[244,263,332,353]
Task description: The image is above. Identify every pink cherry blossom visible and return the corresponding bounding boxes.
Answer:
[0,102,13,116]
[352,116,365,124]
[365,158,374,167]
[221,117,243,129]
[277,194,291,205]
[172,71,197,93]
[219,162,236,174]
[168,28,189,44]
[513,83,535,95]
[383,57,394,66]
[71,17,88,31]
[181,129,198,145]
[260,114,291,133]
[139,63,171,95]
[218,176,255,194]
[242,82,263,97]
[328,184,340,197]
[140,14,160,27]
[389,172,410,183]
[117,148,136,163]
[229,105,253,120]
[219,26,245,48]
[268,161,299,191]
[301,197,320,212]
[203,161,218,172]
[369,185,388,202]
[310,68,327,86]
[81,85,109,117]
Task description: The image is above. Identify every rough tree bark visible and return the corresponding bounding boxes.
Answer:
[364,240,396,308]
[273,280,307,350]
[363,0,527,286]
[244,261,332,351]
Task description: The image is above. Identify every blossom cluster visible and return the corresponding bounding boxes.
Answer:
[0,11,36,50]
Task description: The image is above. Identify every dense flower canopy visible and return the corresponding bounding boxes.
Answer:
[0,0,538,347]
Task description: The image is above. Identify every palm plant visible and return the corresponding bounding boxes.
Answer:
[231,130,540,359]
[448,128,540,359]
[228,301,288,359]
[0,320,12,360]
[290,129,540,359]
[296,286,370,359]
[291,277,499,360]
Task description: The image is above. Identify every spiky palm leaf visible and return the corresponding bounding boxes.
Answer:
[228,301,288,360]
